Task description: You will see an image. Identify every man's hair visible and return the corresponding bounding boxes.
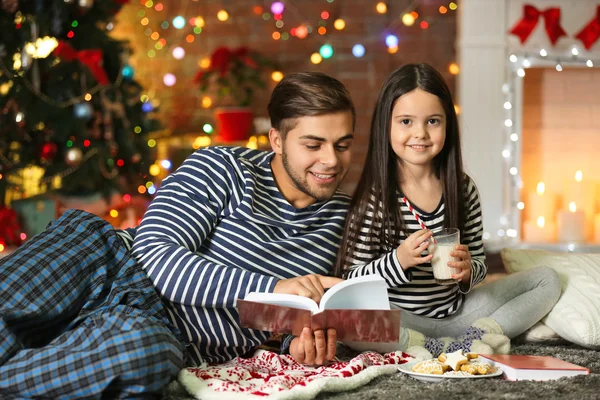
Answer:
[267,72,356,137]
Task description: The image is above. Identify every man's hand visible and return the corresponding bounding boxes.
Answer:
[273,274,343,304]
[290,327,337,365]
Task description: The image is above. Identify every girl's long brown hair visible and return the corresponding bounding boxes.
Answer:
[335,63,465,278]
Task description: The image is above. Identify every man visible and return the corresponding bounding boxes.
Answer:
[132,71,356,366]
[0,71,356,398]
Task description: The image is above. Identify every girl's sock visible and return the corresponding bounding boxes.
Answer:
[404,318,511,359]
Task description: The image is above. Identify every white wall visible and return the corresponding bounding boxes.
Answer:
[458,0,600,250]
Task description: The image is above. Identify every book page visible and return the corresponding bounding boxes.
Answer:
[319,274,390,311]
[244,292,319,313]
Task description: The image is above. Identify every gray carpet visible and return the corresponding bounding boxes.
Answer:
[164,342,600,399]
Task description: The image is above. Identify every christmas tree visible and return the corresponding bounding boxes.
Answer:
[0,0,159,206]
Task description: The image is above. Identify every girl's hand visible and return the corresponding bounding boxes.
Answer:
[449,244,472,283]
[396,229,434,270]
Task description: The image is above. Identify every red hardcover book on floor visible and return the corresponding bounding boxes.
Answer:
[237,275,401,342]
[479,354,590,381]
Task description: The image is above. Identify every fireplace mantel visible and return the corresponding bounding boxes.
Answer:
[458,0,600,251]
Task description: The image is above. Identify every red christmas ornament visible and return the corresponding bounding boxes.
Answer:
[0,206,22,246]
[509,4,567,46]
[52,41,110,85]
[40,142,58,162]
[575,6,600,50]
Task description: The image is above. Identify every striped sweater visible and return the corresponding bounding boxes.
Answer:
[131,146,351,364]
[346,176,487,318]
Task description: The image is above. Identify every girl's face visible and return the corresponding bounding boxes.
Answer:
[389,88,446,170]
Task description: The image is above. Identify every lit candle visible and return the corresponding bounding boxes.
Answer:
[557,202,586,243]
[565,171,595,241]
[594,214,600,243]
[523,216,556,243]
[526,182,557,223]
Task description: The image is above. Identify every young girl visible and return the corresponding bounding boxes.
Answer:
[336,63,561,357]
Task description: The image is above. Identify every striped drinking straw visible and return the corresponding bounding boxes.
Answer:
[401,196,436,243]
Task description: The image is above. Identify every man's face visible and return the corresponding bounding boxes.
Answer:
[272,111,354,205]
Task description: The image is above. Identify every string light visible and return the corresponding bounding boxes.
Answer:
[402,13,416,27]
[149,164,161,176]
[163,73,176,86]
[131,0,456,60]
[319,44,333,59]
[201,96,212,108]
[271,2,285,15]
[160,160,172,170]
[352,44,365,58]
[376,2,387,14]
[448,63,460,75]
[271,71,284,82]
[310,52,322,64]
[172,47,185,59]
[217,10,229,21]
[193,136,212,149]
[385,35,398,48]
[199,57,210,68]
[334,19,346,30]
[172,16,185,29]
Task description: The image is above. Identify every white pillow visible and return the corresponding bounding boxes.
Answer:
[501,248,600,349]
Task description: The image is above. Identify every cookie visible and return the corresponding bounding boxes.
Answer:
[443,349,469,371]
[412,359,447,375]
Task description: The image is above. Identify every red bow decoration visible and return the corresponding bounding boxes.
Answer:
[53,41,110,85]
[509,5,567,46]
[0,206,22,247]
[575,6,600,50]
[194,46,258,83]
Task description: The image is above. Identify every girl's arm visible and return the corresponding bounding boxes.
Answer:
[458,177,487,293]
[344,216,414,288]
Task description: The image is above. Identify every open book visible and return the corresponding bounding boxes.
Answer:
[479,354,590,381]
[237,275,400,342]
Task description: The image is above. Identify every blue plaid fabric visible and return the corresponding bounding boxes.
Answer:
[0,210,184,399]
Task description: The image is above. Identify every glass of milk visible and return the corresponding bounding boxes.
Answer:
[429,228,460,285]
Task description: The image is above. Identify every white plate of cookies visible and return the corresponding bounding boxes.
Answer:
[398,350,503,382]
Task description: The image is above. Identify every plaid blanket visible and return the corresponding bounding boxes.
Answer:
[0,210,184,399]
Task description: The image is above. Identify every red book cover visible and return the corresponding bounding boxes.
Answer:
[237,300,401,342]
[479,355,590,381]
[236,274,401,342]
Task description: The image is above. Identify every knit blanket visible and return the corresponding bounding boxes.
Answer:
[178,350,412,400]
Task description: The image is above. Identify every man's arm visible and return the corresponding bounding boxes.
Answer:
[132,150,279,308]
